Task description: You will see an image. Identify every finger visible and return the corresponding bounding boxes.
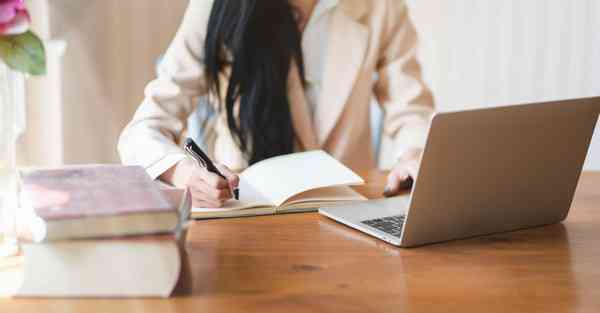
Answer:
[191,167,229,189]
[406,161,420,179]
[384,170,408,197]
[390,167,410,182]
[215,164,240,188]
[186,175,231,202]
[190,179,232,201]
[191,196,224,208]
[189,188,225,207]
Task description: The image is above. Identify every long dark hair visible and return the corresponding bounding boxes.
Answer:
[204,0,305,165]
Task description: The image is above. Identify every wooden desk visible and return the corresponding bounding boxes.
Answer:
[2,171,600,313]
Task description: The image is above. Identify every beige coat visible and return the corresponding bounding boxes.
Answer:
[118,0,434,179]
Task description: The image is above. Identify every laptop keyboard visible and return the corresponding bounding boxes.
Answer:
[361,215,406,238]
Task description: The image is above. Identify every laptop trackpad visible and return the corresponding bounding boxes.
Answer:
[320,195,410,223]
[365,196,410,216]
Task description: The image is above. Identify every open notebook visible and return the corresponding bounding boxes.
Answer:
[192,151,367,219]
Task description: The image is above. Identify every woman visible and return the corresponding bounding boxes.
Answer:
[119,0,434,208]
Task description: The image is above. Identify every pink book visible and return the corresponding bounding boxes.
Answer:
[19,165,179,241]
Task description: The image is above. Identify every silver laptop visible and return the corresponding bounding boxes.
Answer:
[320,97,600,247]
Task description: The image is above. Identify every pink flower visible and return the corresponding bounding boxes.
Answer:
[0,0,30,36]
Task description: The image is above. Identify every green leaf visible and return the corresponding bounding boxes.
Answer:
[0,31,47,76]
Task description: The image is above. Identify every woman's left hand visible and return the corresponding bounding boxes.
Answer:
[384,148,422,197]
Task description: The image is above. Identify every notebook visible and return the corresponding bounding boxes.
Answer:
[192,150,367,219]
[19,165,179,241]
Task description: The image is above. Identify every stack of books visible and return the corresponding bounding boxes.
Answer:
[14,165,190,298]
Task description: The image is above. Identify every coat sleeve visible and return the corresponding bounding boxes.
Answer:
[118,0,213,179]
[374,0,435,166]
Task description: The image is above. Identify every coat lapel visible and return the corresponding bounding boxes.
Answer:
[315,8,369,144]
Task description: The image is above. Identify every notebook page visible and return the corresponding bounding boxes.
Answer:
[240,150,364,206]
[281,186,367,207]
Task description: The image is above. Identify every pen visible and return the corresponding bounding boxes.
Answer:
[184,138,239,200]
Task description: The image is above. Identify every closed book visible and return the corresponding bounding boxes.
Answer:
[8,189,191,298]
[19,165,178,241]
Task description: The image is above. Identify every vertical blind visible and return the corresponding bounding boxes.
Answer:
[409,0,600,169]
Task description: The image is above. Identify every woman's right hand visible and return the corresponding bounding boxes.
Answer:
[161,159,240,208]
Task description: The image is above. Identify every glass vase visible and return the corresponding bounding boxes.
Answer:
[0,62,26,258]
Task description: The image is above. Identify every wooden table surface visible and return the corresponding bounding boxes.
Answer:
[2,171,600,313]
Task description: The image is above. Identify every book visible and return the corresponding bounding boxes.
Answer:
[11,189,191,298]
[192,150,367,219]
[19,165,179,241]
[17,235,182,298]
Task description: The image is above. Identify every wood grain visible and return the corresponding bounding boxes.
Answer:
[1,171,599,313]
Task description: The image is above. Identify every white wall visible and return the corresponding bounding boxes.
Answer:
[408,0,600,170]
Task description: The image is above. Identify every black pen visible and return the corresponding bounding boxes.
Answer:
[184,138,239,200]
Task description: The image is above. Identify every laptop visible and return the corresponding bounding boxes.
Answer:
[319,97,600,247]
